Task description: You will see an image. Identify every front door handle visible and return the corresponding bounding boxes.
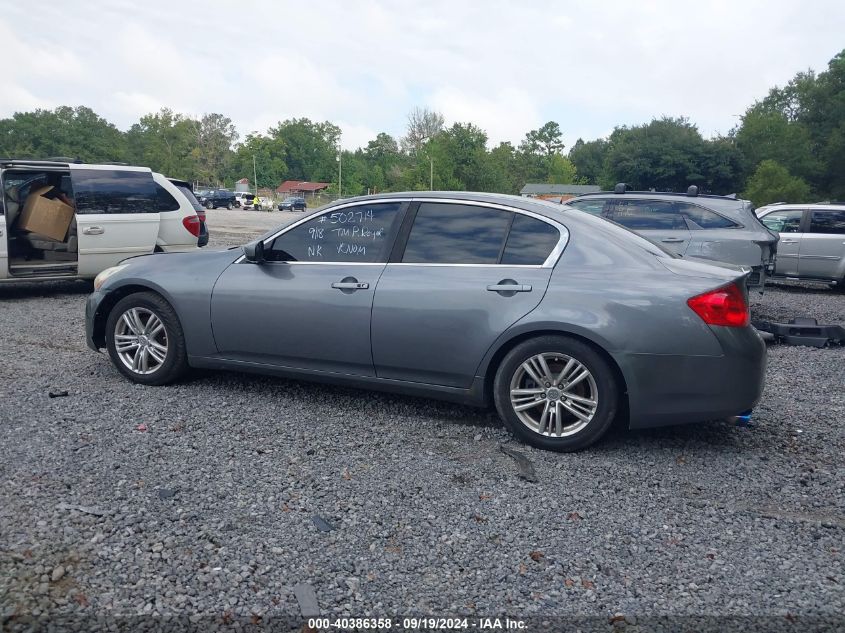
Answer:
[83,226,105,235]
[661,237,685,243]
[780,239,798,244]
[331,277,369,293]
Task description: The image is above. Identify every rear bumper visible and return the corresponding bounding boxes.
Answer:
[620,326,766,429]
[157,244,201,253]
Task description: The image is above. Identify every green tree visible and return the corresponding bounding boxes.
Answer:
[741,160,811,207]
[519,121,565,156]
[568,138,608,185]
[603,117,709,191]
[125,109,199,181]
[227,134,288,191]
[270,118,341,182]
[735,109,818,183]
[189,113,238,186]
[0,106,126,163]
[546,154,580,184]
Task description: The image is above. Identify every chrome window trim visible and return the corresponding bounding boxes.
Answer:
[235,196,570,267]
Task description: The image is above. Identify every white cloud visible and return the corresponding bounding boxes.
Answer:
[1,0,843,152]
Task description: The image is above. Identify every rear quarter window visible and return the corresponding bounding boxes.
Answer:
[676,203,738,229]
[501,215,560,265]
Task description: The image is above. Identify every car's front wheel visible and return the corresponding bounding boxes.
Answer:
[493,336,619,452]
[227,202,233,210]
[205,201,214,210]
[105,292,188,385]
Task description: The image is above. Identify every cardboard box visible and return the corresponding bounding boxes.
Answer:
[18,186,74,242]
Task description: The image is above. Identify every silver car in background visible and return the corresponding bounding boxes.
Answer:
[566,185,778,289]
[756,203,845,286]
[85,192,766,452]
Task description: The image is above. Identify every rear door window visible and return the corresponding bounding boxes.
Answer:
[402,203,512,264]
[501,215,560,265]
[72,169,158,214]
[809,210,845,234]
[760,210,803,233]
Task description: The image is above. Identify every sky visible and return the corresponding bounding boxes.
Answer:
[3,0,844,151]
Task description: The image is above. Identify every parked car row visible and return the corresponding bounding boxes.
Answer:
[86,192,766,452]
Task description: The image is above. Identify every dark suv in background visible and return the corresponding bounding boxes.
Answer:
[197,189,236,210]
[279,196,307,211]
[564,185,778,290]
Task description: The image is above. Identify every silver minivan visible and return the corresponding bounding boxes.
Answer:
[756,203,845,286]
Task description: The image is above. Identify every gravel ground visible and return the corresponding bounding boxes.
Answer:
[1,213,843,629]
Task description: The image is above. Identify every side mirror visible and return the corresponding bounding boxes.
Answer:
[243,240,266,263]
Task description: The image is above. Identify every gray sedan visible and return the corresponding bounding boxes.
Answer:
[86,192,766,451]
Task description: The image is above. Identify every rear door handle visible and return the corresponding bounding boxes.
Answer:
[487,283,532,293]
[780,239,798,244]
[83,226,104,235]
[660,237,685,243]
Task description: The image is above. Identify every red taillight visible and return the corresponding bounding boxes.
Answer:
[195,209,206,222]
[182,214,201,238]
[687,282,749,327]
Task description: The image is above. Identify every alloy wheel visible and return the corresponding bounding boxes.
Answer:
[509,352,599,437]
[113,307,169,375]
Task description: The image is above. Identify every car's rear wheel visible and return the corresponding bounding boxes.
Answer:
[493,336,618,452]
[205,201,213,210]
[105,292,188,386]
[227,202,233,210]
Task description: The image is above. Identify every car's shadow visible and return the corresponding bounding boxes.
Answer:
[184,368,501,431]
[0,279,93,299]
[180,367,764,451]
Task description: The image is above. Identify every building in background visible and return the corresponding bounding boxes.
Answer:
[234,178,251,193]
[276,180,331,197]
[520,183,601,202]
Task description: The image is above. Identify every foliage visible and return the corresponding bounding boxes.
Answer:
[401,107,445,155]
[519,121,565,156]
[0,106,126,163]
[741,160,811,207]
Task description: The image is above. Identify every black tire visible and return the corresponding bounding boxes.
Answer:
[205,201,214,210]
[226,202,233,210]
[105,292,189,386]
[493,336,619,452]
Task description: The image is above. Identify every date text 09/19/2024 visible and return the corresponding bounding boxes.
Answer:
[306,617,526,630]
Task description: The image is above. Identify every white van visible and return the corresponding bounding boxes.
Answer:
[0,160,201,282]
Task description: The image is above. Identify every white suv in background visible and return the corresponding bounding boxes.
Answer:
[0,160,202,283]
[757,203,845,286]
